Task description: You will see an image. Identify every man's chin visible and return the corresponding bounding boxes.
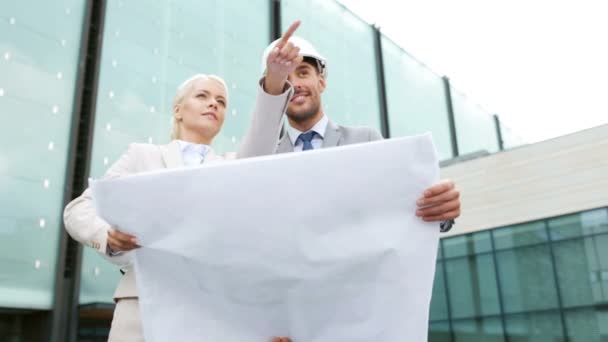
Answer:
[286,109,317,123]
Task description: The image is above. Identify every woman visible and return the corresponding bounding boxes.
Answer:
[65,21,303,342]
[63,72,293,341]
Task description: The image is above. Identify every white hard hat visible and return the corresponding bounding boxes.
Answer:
[261,36,327,78]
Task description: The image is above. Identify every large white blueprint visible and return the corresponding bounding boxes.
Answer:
[91,134,440,342]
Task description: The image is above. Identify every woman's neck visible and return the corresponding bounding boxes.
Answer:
[179,130,212,145]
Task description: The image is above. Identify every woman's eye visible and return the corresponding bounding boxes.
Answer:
[197,93,206,98]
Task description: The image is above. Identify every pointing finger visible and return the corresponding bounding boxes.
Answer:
[277,20,301,49]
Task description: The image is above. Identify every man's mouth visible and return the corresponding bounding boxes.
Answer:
[291,93,308,104]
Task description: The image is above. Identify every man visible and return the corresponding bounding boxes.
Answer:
[262,21,460,230]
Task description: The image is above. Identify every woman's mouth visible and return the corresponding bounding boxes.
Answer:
[201,112,217,120]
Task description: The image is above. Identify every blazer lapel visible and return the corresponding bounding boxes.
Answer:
[161,140,183,168]
[276,133,294,154]
[322,120,342,148]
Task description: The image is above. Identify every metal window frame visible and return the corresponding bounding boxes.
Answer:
[51,0,108,341]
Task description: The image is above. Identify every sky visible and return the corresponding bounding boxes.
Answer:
[337,0,608,143]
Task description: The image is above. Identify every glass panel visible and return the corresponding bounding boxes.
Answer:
[554,236,608,307]
[429,321,451,342]
[380,34,452,160]
[430,262,449,321]
[496,245,559,313]
[499,120,525,149]
[493,221,548,250]
[443,231,492,258]
[437,240,443,260]
[452,317,505,342]
[282,0,382,130]
[451,87,499,155]
[505,311,565,341]
[581,208,608,235]
[79,0,271,304]
[549,209,608,241]
[446,254,501,319]
[565,307,608,342]
[549,213,584,241]
[0,0,86,309]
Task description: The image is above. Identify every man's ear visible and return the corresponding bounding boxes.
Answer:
[318,75,326,93]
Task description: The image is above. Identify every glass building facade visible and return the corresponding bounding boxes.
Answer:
[430,208,608,341]
[2,0,590,341]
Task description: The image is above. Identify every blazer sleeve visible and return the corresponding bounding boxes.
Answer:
[236,78,293,158]
[63,144,140,267]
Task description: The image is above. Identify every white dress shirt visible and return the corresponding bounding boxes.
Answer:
[176,140,211,166]
[285,115,329,152]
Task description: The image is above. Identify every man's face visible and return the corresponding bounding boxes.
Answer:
[286,60,326,123]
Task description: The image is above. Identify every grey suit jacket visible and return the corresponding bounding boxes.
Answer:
[276,120,384,153]
[276,119,453,232]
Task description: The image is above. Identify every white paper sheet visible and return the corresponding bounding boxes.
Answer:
[91,134,440,342]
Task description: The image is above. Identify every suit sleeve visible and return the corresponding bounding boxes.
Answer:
[236,78,293,158]
[369,128,384,141]
[63,144,140,267]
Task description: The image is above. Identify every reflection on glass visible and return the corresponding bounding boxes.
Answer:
[281,0,382,130]
[549,209,608,241]
[430,262,449,321]
[380,35,452,160]
[0,0,86,309]
[505,311,565,341]
[493,221,548,250]
[496,246,559,313]
[79,0,271,304]
[429,321,451,342]
[554,236,608,307]
[564,308,608,342]
[446,254,501,319]
[450,87,499,155]
[443,231,492,258]
[452,317,505,342]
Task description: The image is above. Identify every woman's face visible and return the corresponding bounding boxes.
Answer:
[174,77,227,142]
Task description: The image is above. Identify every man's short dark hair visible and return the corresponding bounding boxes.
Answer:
[302,56,321,75]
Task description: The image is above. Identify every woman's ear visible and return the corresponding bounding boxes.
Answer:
[174,105,182,121]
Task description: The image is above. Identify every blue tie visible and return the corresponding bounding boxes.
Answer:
[298,131,317,151]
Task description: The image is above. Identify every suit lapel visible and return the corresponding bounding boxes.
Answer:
[322,120,342,148]
[276,133,294,154]
[161,140,183,168]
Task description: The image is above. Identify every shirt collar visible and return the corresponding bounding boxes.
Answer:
[176,140,211,156]
[286,115,329,146]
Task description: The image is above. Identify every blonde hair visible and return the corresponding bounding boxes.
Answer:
[170,74,228,140]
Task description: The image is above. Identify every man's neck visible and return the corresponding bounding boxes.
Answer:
[287,111,324,132]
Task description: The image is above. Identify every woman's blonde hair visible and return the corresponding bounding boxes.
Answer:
[170,74,228,140]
